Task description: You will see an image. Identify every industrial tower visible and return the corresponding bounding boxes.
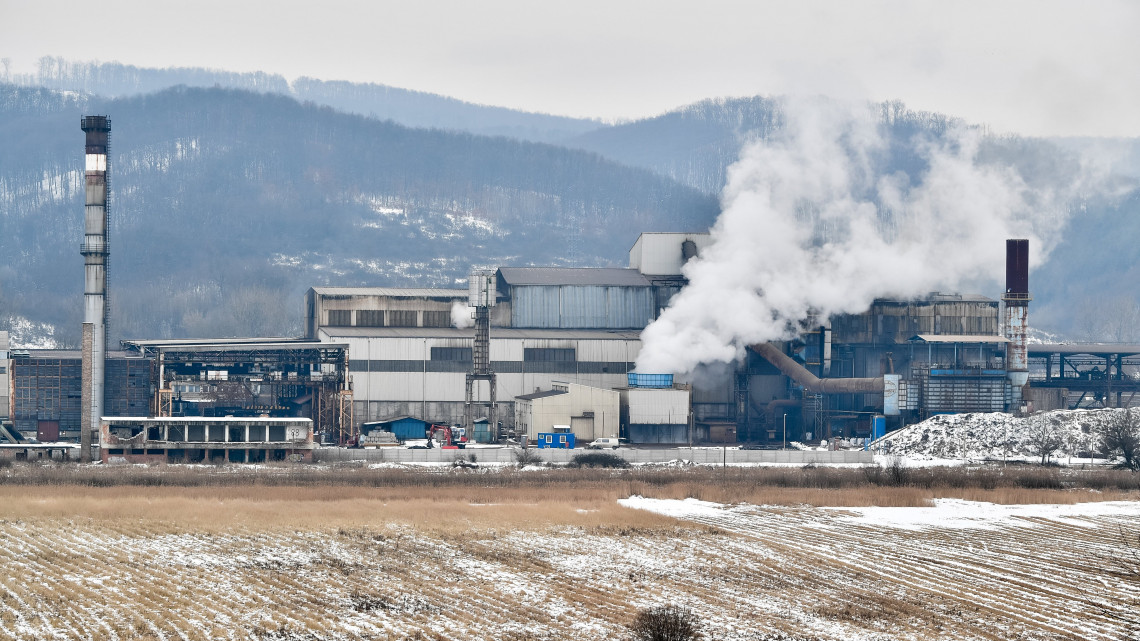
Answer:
[465,271,497,440]
[80,116,111,462]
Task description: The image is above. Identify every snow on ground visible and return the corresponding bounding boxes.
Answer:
[623,496,1140,640]
[2,491,1139,640]
[874,408,1133,462]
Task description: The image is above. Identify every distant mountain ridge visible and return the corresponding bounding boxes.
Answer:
[4,58,605,144]
[0,82,717,345]
[2,58,1139,345]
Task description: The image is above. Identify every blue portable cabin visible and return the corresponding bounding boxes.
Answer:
[362,416,431,442]
[536,432,576,449]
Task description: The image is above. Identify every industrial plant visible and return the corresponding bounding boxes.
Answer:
[2,118,1139,462]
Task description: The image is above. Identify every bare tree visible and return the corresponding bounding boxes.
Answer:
[1027,413,1063,465]
[1099,409,1140,470]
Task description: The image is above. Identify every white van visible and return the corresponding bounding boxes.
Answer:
[588,437,621,449]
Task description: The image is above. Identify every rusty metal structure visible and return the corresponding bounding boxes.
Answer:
[740,240,1034,443]
[121,338,353,444]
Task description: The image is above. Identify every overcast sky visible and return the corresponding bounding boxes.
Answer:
[1,0,1135,137]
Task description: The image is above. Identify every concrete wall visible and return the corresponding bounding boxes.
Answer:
[315,446,873,465]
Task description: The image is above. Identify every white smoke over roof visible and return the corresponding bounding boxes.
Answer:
[451,302,475,329]
[637,98,1094,376]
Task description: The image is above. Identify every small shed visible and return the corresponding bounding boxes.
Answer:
[472,417,495,443]
[537,432,575,449]
[362,416,430,442]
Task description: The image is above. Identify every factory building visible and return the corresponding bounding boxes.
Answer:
[307,233,1032,444]
[10,350,150,443]
[100,416,315,463]
[119,339,352,444]
[308,234,725,444]
[514,382,621,442]
[5,111,1067,455]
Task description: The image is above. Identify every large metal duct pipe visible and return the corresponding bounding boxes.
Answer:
[80,116,110,462]
[1002,239,1030,388]
[751,342,884,394]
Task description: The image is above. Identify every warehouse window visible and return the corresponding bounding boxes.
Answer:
[357,310,385,327]
[327,310,352,327]
[523,348,575,362]
[388,310,418,327]
[431,347,472,362]
[422,311,450,328]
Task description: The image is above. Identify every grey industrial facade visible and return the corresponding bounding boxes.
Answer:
[11,350,150,442]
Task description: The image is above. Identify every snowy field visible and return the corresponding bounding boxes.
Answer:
[0,483,1137,640]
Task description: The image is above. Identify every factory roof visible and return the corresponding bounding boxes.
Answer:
[908,334,1010,344]
[121,338,347,351]
[1028,343,1140,357]
[498,267,651,287]
[515,389,569,401]
[101,416,313,423]
[309,287,468,299]
[873,294,997,304]
[319,327,643,340]
[16,350,138,359]
[362,416,427,426]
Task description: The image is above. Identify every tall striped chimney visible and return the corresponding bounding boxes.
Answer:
[1002,238,1030,388]
[80,116,110,461]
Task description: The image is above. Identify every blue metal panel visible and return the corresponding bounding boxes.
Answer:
[871,416,886,440]
[628,373,673,388]
[536,432,576,448]
[389,418,429,441]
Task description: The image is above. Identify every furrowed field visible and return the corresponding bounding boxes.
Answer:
[0,463,1138,640]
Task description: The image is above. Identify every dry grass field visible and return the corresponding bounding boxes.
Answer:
[0,463,1137,640]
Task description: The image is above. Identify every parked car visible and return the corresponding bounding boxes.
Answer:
[587,437,621,449]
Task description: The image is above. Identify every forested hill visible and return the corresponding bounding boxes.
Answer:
[566,97,971,195]
[0,83,718,344]
[6,59,602,144]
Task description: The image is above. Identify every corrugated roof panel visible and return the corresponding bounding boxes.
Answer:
[498,267,651,287]
[311,287,468,298]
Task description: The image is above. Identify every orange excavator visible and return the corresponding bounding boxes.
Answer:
[426,424,467,449]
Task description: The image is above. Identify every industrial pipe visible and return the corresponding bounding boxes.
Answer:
[751,342,883,394]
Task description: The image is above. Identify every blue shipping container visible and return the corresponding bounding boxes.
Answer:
[627,373,673,388]
[871,415,886,441]
[536,433,576,449]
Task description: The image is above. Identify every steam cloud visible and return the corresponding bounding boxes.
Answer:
[451,302,475,329]
[637,99,1090,376]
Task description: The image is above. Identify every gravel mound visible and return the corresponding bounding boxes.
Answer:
[875,408,1134,461]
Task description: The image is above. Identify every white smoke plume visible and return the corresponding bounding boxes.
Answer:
[451,302,476,329]
[637,98,1089,376]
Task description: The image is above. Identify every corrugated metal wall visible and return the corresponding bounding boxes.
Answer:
[627,388,690,424]
[511,285,653,329]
